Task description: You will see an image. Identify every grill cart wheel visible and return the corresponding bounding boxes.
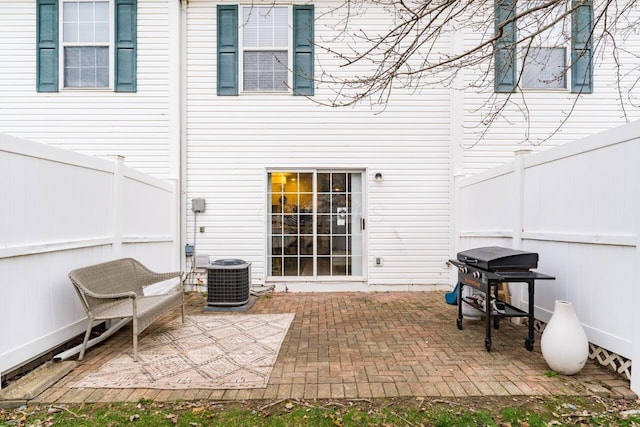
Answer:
[485,338,492,352]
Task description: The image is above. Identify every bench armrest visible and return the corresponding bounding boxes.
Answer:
[75,285,137,300]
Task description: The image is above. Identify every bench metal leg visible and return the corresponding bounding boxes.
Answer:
[78,318,94,361]
[132,316,139,362]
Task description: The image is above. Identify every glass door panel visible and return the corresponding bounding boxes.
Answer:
[268,171,363,279]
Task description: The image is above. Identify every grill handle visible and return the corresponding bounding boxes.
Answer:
[461,257,478,264]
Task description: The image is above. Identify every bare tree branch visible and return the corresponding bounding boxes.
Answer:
[311,0,640,145]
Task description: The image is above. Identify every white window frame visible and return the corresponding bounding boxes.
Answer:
[238,5,293,94]
[518,1,571,91]
[59,0,114,90]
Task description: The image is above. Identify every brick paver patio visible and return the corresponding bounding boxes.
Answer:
[32,291,633,404]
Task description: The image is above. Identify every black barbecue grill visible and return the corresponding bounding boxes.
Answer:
[449,246,555,352]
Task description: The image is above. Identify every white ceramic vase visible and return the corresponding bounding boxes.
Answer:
[540,300,589,375]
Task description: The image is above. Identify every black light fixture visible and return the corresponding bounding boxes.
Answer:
[374,172,383,183]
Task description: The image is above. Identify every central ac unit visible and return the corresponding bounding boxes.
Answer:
[205,259,251,307]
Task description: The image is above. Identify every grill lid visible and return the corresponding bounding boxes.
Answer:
[457,246,538,271]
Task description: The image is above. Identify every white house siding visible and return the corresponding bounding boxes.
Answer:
[0,0,175,179]
[185,0,453,290]
[458,3,640,176]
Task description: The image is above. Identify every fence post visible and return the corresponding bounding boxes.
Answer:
[512,149,531,250]
[508,150,531,312]
[109,155,125,259]
[166,178,181,271]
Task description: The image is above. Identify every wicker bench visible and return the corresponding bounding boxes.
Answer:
[69,258,184,361]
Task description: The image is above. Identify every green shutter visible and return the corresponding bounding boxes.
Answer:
[571,0,593,93]
[114,0,137,92]
[36,0,58,92]
[217,5,238,96]
[494,0,517,93]
[293,5,314,96]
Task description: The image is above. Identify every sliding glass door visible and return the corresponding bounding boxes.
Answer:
[268,171,363,278]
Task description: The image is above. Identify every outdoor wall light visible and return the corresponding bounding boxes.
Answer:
[374,172,383,183]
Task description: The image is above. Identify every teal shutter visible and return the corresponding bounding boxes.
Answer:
[293,5,314,96]
[494,0,517,93]
[36,0,58,92]
[217,5,238,96]
[114,0,137,92]
[571,0,593,93]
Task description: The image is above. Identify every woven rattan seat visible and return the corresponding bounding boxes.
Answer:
[69,258,184,361]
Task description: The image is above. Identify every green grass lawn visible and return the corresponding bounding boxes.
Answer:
[2,396,639,426]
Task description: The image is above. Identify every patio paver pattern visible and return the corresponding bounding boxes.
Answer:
[33,291,633,404]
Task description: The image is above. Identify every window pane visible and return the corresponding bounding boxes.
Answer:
[95,22,109,43]
[80,68,96,86]
[64,24,78,43]
[96,67,109,87]
[300,236,313,255]
[79,2,93,20]
[243,6,288,48]
[317,236,330,255]
[95,1,109,21]
[243,51,288,92]
[284,257,298,276]
[300,214,312,234]
[300,258,313,276]
[273,8,288,46]
[63,2,78,22]
[79,23,94,42]
[64,68,81,87]
[272,257,282,276]
[242,7,258,47]
[284,235,298,255]
[317,257,331,275]
[80,47,96,66]
[64,47,81,66]
[272,236,283,255]
[64,47,109,88]
[317,173,331,192]
[96,46,109,66]
[522,47,567,89]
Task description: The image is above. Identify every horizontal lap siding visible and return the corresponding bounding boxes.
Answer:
[461,4,640,175]
[186,0,452,287]
[0,0,172,178]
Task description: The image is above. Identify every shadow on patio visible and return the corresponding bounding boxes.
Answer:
[33,291,633,404]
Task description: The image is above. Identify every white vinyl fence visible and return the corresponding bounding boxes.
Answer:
[0,134,179,386]
[454,121,640,394]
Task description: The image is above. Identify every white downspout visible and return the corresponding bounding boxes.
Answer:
[180,0,189,274]
[167,0,188,272]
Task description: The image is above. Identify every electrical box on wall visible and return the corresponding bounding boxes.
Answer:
[192,198,206,213]
[185,244,194,256]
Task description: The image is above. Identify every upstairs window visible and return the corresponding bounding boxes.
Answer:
[217,4,314,96]
[242,6,289,92]
[519,1,567,90]
[494,0,592,94]
[62,0,110,88]
[36,0,137,93]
